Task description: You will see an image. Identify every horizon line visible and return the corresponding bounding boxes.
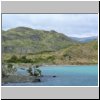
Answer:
[2,26,98,38]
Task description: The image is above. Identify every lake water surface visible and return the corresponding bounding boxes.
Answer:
[3,65,98,86]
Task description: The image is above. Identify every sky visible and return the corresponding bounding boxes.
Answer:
[2,14,98,38]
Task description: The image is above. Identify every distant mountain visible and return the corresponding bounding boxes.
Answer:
[70,36,98,43]
[2,27,77,54]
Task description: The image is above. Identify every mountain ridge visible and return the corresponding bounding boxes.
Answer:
[2,27,77,54]
[70,36,98,43]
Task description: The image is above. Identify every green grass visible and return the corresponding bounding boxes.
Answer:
[3,40,98,65]
[2,27,76,54]
[2,27,98,65]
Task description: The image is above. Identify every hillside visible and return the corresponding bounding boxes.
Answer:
[2,27,98,65]
[53,40,98,64]
[2,27,77,54]
[26,40,98,65]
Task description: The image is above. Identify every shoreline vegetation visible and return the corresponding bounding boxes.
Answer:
[2,63,98,67]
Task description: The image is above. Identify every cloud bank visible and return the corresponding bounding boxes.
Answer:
[2,14,98,38]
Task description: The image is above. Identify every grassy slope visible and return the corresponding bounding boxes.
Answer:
[2,40,98,65]
[2,27,76,54]
[2,27,98,65]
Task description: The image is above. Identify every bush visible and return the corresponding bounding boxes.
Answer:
[63,53,69,57]
[20,56,27,62]
[7,55,33,63]
[33,57,44,63]
[63,53,72,60]
[21,56,26,60]
[7,55,18,63]
[47,55,55,61]
[20,56,33,63]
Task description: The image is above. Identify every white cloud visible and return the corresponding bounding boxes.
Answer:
[2,14,98,38]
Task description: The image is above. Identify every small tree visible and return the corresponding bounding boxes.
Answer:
[20,56,33,63]
[7,55,18,63]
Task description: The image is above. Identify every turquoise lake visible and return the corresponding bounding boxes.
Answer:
[3,65,98,86]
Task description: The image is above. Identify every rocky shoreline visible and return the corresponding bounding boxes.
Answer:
[2,75,42,84]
